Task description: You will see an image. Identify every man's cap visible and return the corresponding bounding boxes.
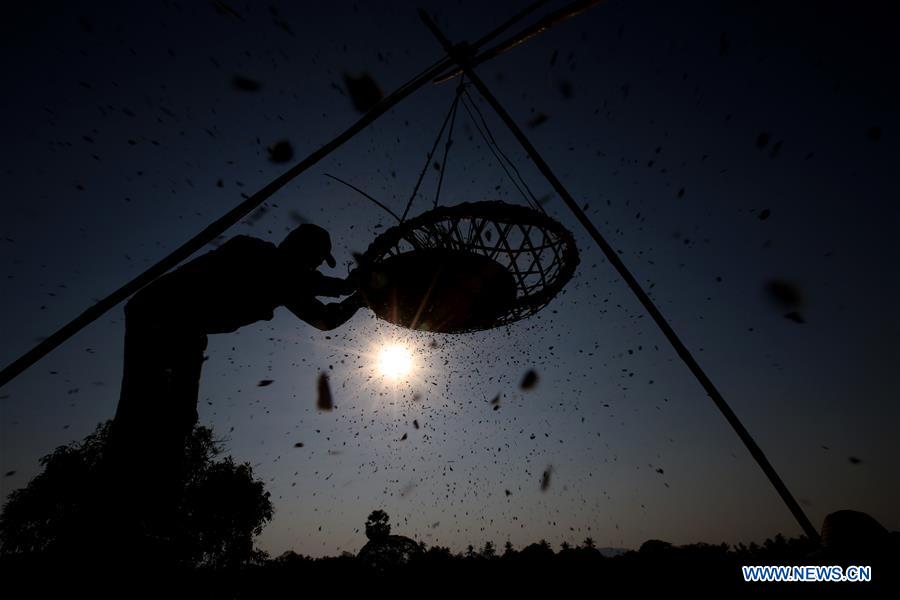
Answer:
[281,224,336,268]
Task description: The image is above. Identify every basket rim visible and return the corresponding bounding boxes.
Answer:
[358,200,579,331]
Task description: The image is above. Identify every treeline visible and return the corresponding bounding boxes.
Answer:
[3,423,897,596]
[2,530,897,596]
[227,532,896,596]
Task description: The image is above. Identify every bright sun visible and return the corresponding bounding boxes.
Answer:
[377,344,413,379]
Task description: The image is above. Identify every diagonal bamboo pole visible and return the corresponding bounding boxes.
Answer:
[418,9,822,545]
[0,1,556,390]
[432,0,606,84]
[0,65,439,389]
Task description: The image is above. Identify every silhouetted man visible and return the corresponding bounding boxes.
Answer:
[107,224,362,548]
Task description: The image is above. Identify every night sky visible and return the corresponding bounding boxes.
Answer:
[1,0,898,558]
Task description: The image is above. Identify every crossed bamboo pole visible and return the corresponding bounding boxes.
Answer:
[419,10,820,545]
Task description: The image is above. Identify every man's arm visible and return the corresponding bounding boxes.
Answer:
[285,293,364,331]
[283,271,356,300]
[310,272,357,298]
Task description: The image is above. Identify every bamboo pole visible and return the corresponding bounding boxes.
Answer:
[0,3,554,390]
[432,0,606,84]
[418,9,822,545]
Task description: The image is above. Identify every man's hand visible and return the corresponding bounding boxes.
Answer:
[285,292,366,331]
[340,291,366,310]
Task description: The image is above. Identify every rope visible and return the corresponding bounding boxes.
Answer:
[464,86,546,213]
[459,88,546,213]
[400,87,464,222]
[459,94,531,208]
[432,81,464,209]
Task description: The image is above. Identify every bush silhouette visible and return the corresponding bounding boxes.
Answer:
[0,420,273,569]
[358,510,421,570]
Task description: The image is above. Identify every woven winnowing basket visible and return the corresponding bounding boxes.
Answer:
[360,201,579,332]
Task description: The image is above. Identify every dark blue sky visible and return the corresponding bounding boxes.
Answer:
[1,0,898,557]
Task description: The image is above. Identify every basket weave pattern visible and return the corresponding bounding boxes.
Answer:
[362,201,579,331]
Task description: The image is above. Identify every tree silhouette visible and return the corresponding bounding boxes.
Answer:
[519,539,555,561]
[0,420,272,568]
[358,510,422,570]
[582,537,596,550]
[480,540,496,559]
[425,545,453,561]
[364,510,391,542]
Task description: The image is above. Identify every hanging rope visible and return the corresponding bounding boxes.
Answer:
[460,87,546,214]
[432,81,464,209]
[400,86,465,222]
[459,94,533,209]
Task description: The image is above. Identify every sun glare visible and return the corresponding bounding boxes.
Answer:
[377,344,413,379]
